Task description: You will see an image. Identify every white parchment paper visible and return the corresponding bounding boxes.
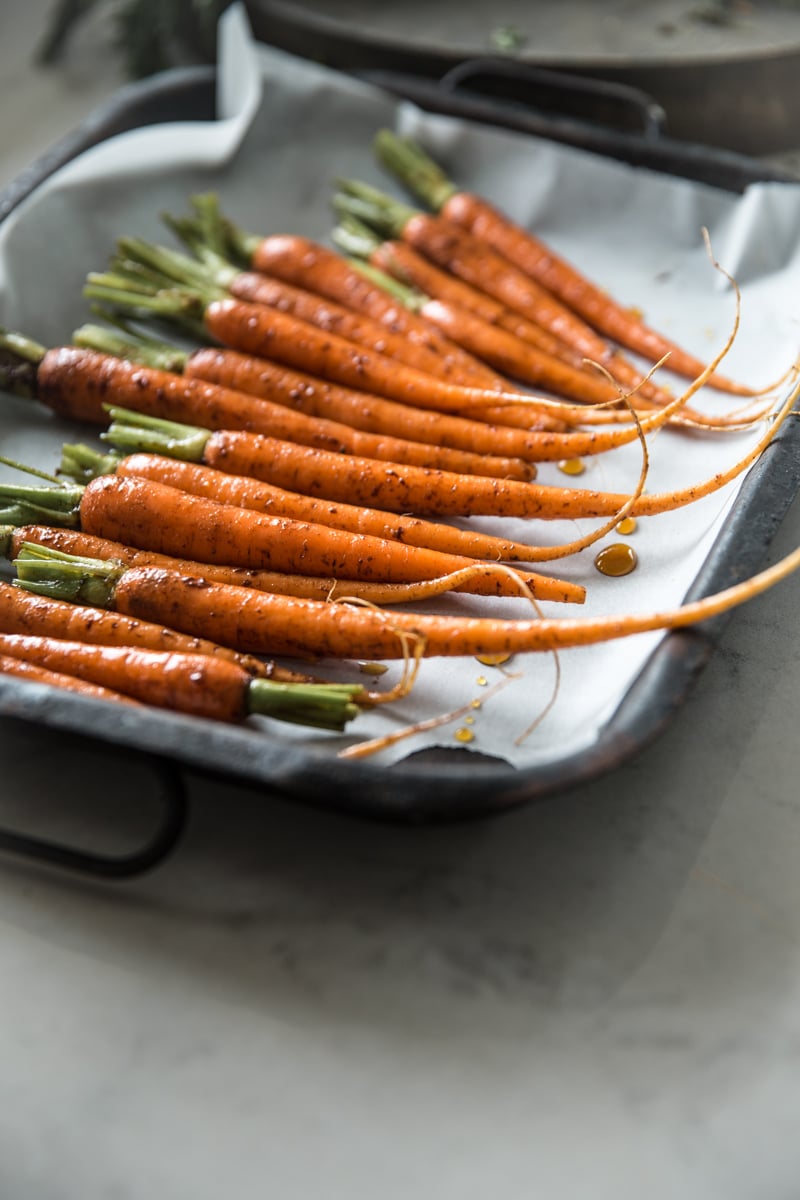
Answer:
[1,4,800,770]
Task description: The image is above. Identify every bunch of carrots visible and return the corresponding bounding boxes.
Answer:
[0,129,798,758]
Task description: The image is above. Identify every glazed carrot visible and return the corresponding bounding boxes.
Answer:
[13,550,800,663]
[373,133,754,396]
[0,652,139,704]
[95,372,797,524]
[0,577,300,680]
[59,448,571,567]
[71,324,703,464]
[0,632,366,730]
[2,472,577,602]
[6,525,563,607]
[334,180,672,402]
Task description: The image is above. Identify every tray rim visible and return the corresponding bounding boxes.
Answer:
[1,61,799,823]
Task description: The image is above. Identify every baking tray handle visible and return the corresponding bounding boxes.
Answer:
[0,753,187,879]
[438,57,666,139]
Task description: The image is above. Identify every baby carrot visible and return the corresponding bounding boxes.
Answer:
[0,577,297,680]
[372,132,756,396]
[0,652,139,704]
[0,632,366,730]
[6,525,559,607]
[0,472,578,602]
[13,550,800,663]
[59,447,571,567]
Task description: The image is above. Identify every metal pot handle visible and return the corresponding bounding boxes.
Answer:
[438,56,666,140]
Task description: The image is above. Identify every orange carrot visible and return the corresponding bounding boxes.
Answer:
[225,269,510,390]
[372,132,754,396]
[6,525,565,607]
[64,474,580,602]
[0,577,295,680]
[0,651,139,704]
[179,346,693,463]
[36,547,797,662]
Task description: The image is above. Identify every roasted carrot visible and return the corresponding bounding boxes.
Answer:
[71,324,707,464]
[0,632,367,730]
[0,577,301,680]
[6,525,558,607]
[13,549,800,664]
[0,472,579,602]
[333,179,675,403]
[58,447,573,567]
[0,652,139,704]
[372,132,755,395]
[94,378,798,525]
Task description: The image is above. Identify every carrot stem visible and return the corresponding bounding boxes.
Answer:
[100,406,210,461]
[373,131,457,211]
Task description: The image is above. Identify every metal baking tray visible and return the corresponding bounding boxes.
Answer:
[1,62,799,824]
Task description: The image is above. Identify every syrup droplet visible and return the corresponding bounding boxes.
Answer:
[616,516,638,536]
[475,675,488,687]
[454,727,475,744]
[475,652,512,666]
[558,457,585,476]
[470,699,481,709]
[594,543,638,577]
[464,715,475,725]
[358,661,388,676]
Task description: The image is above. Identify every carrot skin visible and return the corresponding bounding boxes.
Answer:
[0,632,250,720]
[106,562,792,662]
[110,454,571,568]
[227,270,510,390]
[442,191,753,395]
[247,234,504,385]
[0,578,276,679]
[0,652,140,704]
[37,347,530,480]
[11,524,584,606]
[183,347,563,457]
[201,428,634,519]
[202,296,555,419]
[77,474,572,600]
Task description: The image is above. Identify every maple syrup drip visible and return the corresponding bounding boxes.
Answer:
[594,543,638,577]
[464,715,475,725]
[558,457,585,476]
[358,661,388,676]
[454,727,475,744]
[616,516,638,536]
[475,675,489,687]
[475,652,512,667]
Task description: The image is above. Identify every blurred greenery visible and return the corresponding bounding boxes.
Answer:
[36,0,234,78]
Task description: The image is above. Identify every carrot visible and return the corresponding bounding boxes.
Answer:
[0,632,367,730]
[95,370,797,524]
[186,190,510,385]
[0,652,139,704]
[59,447,571,566]
[1,472,579,602]
[0,576,300,680]
[373,131,756,396]
[56,317,534,480]
[71,323,708,465]
[7,525,564,607]
[13,549,800,663]
[333,180,674,403]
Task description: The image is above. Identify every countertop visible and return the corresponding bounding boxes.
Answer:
[3,3,800,1197]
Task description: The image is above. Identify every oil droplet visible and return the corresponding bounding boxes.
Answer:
[358,661,388,676]
[558,457,585,476]
[454,727,475,744]
[475,675,488,687]
[464,715,475,725]
[475,652,512,667]
[594,543,638,577]
[470,698,481,709]
[616,516,638,536]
